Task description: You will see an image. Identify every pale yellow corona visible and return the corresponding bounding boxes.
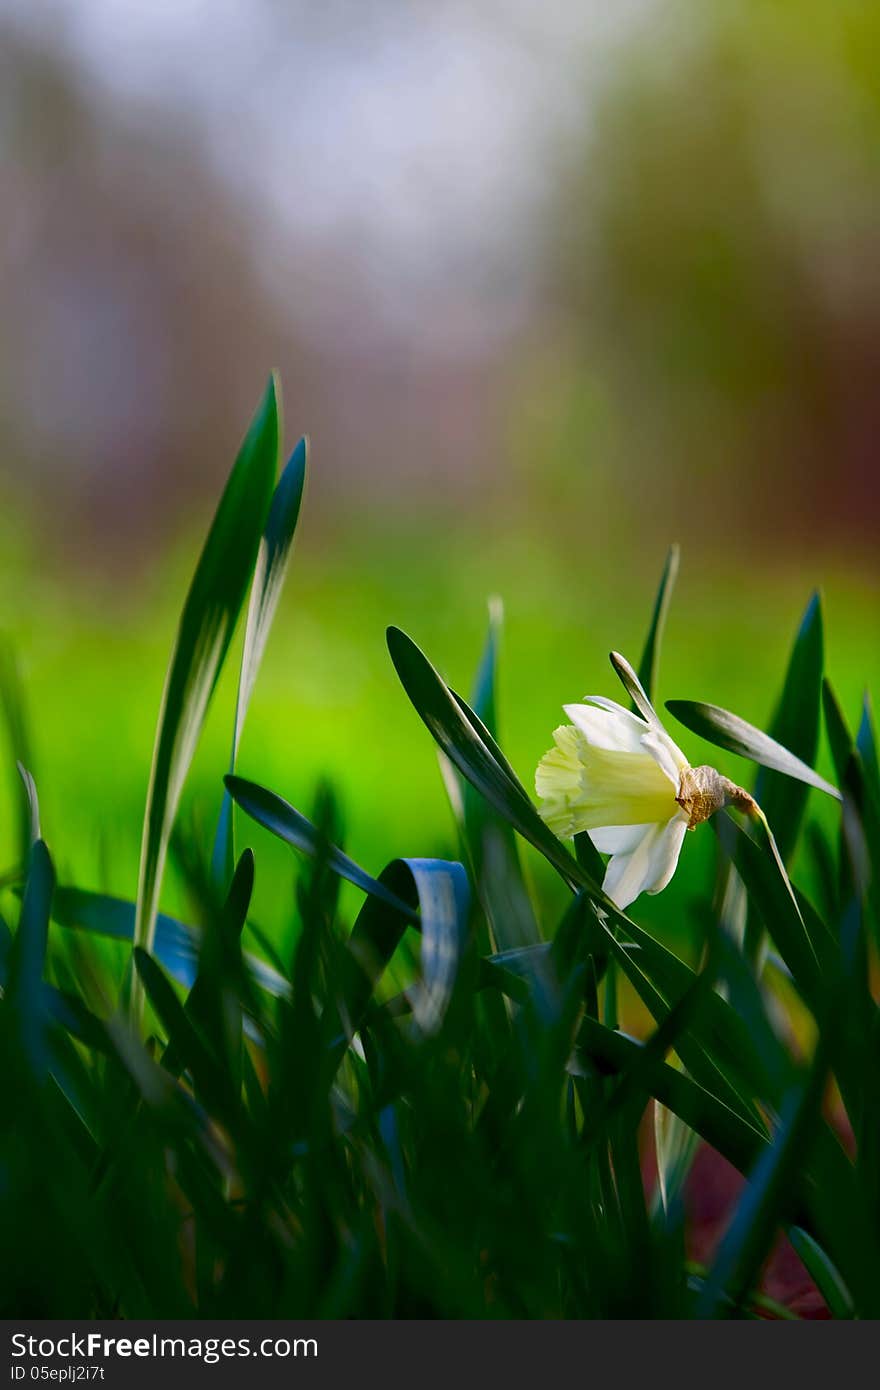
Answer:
[536,659,753,910]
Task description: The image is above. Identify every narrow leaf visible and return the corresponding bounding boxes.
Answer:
[753,593,824,861]
[226,775,418,922]
[665,699,841,801]
[213,437,308,884]
[637,543,679,701]
[133,375,280,1006]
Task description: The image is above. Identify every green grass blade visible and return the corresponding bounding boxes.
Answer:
[637,543,679,701]
[575,1016,767,1175]
[225,775,418,921]
[0,645,36,870]
[386,625,599,897]
[213,437,308,885]
[753,593,824,861]
[7,839,55,1075]
[400,858,470,1035]
[449,601,540,951]
[713,813,826,1011]
[16,761,40,847]
[788,1226,854,1319]
[132,376,280,1012]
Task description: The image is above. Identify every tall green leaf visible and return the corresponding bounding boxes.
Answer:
[213,437,308,885]
[7,839,55,1075]
[753,593,824,861]
[444,601,540,951]
[637,543,679,701]
[132,377,280,1011]
[0,644,36,871]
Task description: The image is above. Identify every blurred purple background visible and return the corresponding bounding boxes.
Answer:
[4,0,879,580]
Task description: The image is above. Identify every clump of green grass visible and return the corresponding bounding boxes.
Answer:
[1,378,878,1318]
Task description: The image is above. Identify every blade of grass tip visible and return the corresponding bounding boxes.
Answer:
[469,593,502,734]
[16,761,40,847]
[609,650,663,728]
[132,376,280,1022]
[213,437,308,887]
[856,691,880,808]
[0,643,36,869]
[665,698,841,802]
[788,1226,854,1320]
[637,543,680,702]
[133,947,216,1088]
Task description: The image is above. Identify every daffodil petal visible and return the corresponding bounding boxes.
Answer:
[645,816,689,895]
[588,823,653,855]
[602,813,688,909]
[564,701,647,753]
[641,729,687,786]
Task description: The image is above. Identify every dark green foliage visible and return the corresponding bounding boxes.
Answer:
[1,385,878,1320]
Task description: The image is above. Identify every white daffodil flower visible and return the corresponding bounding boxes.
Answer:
[536,653,754,910]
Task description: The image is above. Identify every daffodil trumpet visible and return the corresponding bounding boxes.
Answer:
[536,652,756,910]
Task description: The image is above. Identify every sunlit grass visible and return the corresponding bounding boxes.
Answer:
[2,381,879,1318]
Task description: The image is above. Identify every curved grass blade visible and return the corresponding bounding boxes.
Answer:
[574,1016,767,1176]
[213,437,308,885]
[133,375,280,1012]
[788,1226,854,1320]
[401,858,470,1035]
[16,761,40,847]
[228,785,470,1038]
[226,774,418,922]
[665,698,841,801]
[637,543,679,701]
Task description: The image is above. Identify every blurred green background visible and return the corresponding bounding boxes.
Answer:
[1,0,879,964]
